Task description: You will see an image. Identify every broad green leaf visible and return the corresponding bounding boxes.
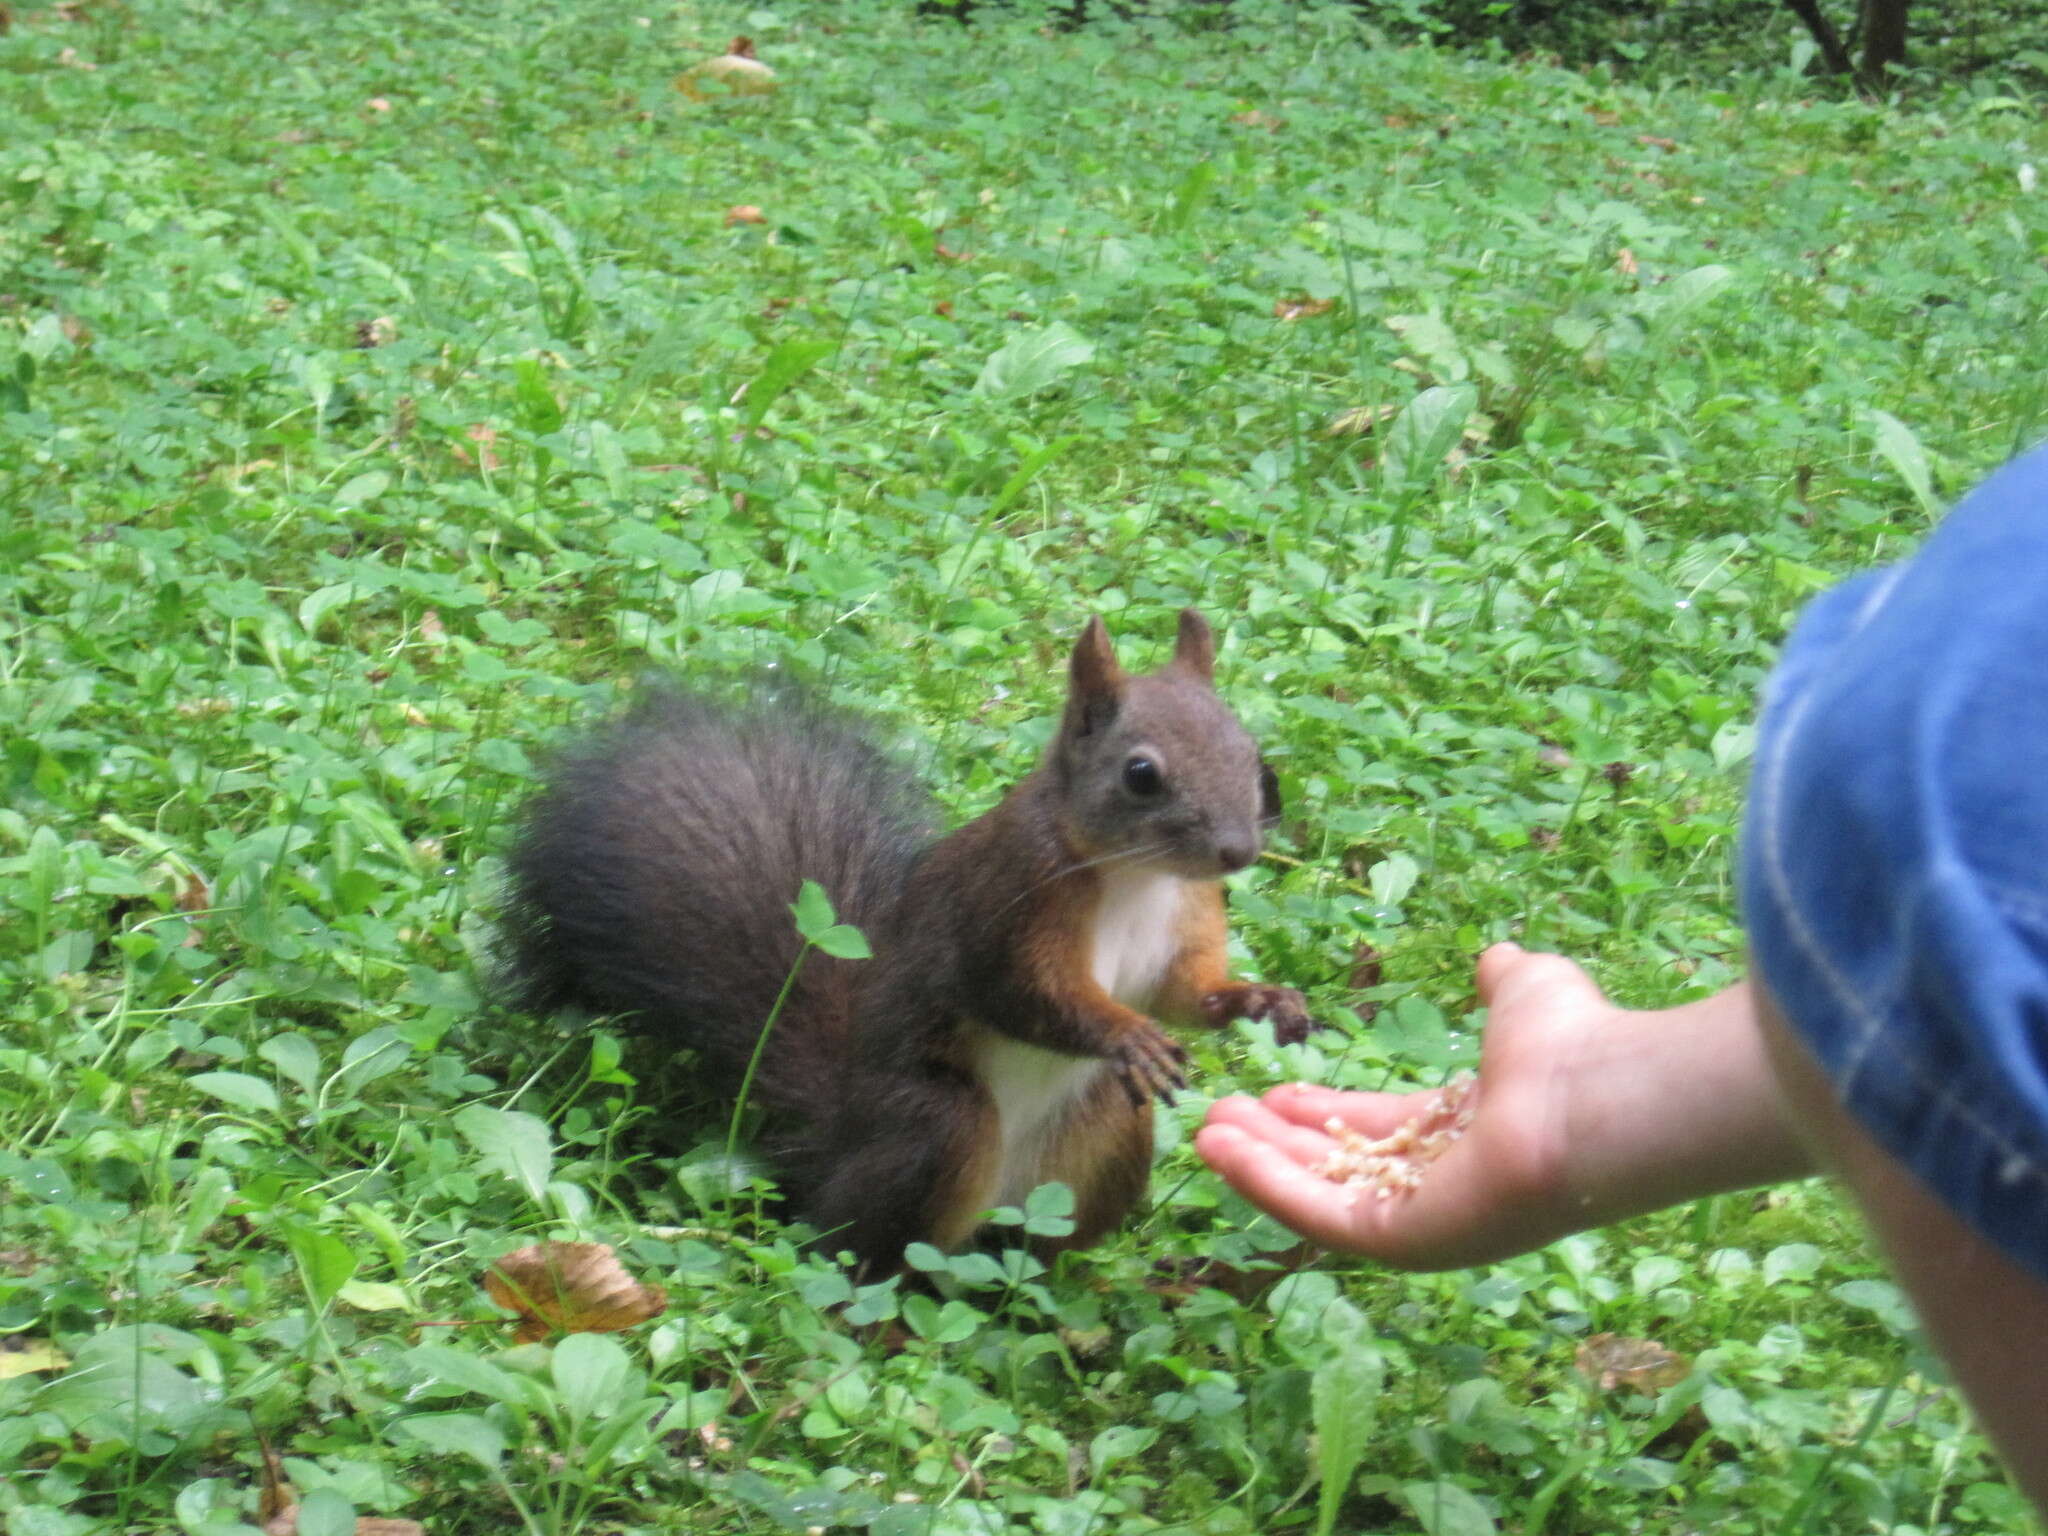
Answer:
[396,1412,505,1469]
[1381,384,1476,496]
[452,1104,555,1203]
[744,337,836,429]
[336,1280,414,1312]
[1402,1479,1499,1536]
[973,323,1095,400]
[1762,1242,1823,1286]
[1648,262,1735,331]
[1869,408,1938,516]
[1088,1424,1157,1478]
[187,1072,280,1116]
[332,471,390,510]
[1368,853,1421,909]
[258,1032,323,1096]
[1312,1341,1383,1536]
[296,1488,356,1536]
[409,1344,534,1408]
[552,1332,638,1425]
[791,879,837,940]
[284,1223,359,1310]
[336,1026,413,1093]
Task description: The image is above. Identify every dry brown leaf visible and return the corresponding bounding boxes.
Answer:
[677,35,777,101]
[174,868,211,914]
[933,240,975,264]
[1614,247,1638,278]
[485,1241,668,1344]
[455,422,501,472]
[1325,402,1399,437]
[417,610,445,642]
[1574,1332,1691,1394]
[266,1511,424,1536]
[1273,296,1334,322]
[724,204,766,226]
[0,1337,69,1379]
[1637,134,1678,152]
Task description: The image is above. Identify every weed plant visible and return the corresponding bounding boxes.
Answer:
[3,0,2045,1531]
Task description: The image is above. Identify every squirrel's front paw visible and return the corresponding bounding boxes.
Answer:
[1112,1025,1189,1107]
[1200,984,1315,1047]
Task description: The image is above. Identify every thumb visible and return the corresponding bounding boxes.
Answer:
[1475,942,1609,1018]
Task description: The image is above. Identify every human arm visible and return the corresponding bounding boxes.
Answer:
[1194,943,1816,1269]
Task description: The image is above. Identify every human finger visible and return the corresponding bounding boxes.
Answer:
[1260,1081,1452,1141]
[1193,1123,1383,1251]
[1203,1094,1341,1166]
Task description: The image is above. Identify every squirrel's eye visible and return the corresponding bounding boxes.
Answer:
[1122,756,1164,797]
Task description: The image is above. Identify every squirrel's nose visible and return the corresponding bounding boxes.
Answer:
[1215,836,1258,874]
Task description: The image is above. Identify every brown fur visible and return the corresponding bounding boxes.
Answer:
[500,611,1309,1274]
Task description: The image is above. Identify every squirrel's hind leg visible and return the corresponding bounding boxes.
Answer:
[802,1070,998,1275]
[1031,1078,1155,1258]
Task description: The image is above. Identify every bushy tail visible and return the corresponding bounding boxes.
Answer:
[497,687,937,1133]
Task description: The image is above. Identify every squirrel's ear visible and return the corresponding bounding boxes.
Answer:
[1064,616,1125,737]
[1172,609,1216,683]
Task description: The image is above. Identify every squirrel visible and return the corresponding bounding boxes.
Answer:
[498,609,1311,1273]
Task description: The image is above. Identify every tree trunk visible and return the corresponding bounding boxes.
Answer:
[1779,0,1859,81]
[1858,0,1909,81]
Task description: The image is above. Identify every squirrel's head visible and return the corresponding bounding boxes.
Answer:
[1050,609,1279,880]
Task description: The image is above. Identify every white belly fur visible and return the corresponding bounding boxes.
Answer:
[976,869,1185,1209]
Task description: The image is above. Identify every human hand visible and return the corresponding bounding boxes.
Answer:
[1196,942,1627,1268]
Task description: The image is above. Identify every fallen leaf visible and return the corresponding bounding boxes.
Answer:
[1230,109,1284,132]
[1637,134,1678,151]
[1575,1333,1691,1394]
[1326,402,1399,437]
[174,868,211,914]
[724,204,766,227]
[456,422,501,472]
[1615,247,1638,277]
[0,1338,69,1380]
[418,610,445,642]
[677,36,777,101]
[484,1241,668,1344]
[933,239,974,263]
[365,96,392,113]
[1273,296,1334,321]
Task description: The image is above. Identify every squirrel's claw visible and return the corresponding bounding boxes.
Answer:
[1200,984,1316,1047]
[1113,1026,1189,1107]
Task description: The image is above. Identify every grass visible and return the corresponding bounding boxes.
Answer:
[3,0,2046,1531]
